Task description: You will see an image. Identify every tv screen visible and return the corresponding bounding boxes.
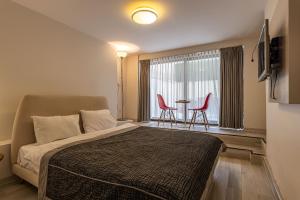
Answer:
[258,38,265,77]
[258,19,270,82]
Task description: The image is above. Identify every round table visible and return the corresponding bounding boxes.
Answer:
[175,100,191,127]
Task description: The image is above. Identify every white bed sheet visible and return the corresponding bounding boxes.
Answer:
[17,123,138,174]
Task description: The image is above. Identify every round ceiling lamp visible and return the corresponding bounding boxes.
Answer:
[131,7,158,24]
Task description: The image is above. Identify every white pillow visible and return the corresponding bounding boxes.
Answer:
[32,115,82,144]
[80,109,117,133]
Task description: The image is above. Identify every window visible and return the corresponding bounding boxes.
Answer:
[150,50,220,124]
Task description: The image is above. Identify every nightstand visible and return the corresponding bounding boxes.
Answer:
[0,140,12,179]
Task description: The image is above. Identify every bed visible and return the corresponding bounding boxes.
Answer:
[11,95,224,200]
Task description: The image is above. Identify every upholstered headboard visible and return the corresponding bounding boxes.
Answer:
[11,95,109,164]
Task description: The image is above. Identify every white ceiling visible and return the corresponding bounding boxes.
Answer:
[12,0,267,53]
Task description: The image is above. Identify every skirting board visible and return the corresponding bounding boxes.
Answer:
[262,157,284,200]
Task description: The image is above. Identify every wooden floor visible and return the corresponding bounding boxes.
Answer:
[0,157,275,200]
[208,157,275,200]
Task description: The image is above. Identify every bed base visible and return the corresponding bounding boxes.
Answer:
[200,144,223,200]
[13,164,38,187]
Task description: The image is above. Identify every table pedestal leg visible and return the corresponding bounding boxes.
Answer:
[184,103,187,127]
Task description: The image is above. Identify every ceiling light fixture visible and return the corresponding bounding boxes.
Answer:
[131,7,158,24]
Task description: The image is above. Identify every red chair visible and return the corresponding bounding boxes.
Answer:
[188,93,212,131]
[157,94,177,126]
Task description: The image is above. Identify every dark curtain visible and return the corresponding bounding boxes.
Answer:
[219,46,244,129]
[138,60,150,122]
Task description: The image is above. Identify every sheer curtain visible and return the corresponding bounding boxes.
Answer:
[150,57,185,120]
[186,50,220,123]
[150,50,220,123]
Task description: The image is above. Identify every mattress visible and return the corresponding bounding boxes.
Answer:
[17,123,138,174]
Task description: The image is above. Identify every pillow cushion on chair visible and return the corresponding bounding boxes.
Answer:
[32,115,82,144]
[80,109,117,133]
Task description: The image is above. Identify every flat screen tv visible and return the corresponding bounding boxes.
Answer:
[258,19,270,82]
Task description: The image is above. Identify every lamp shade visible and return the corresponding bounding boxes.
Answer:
[117,51,128,58]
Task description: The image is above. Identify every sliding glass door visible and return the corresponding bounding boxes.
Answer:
[150,50,220,124]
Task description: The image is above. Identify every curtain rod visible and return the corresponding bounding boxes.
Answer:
[138,48,220,61]
[138,45,245,61]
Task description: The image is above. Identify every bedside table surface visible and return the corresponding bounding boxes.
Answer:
[0,139,11,146]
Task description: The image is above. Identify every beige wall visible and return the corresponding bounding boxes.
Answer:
[265,0,300,199]
[0,0,117,141]
[266,0,300,104]
[266,103,300,199]
[124,37,266,130]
